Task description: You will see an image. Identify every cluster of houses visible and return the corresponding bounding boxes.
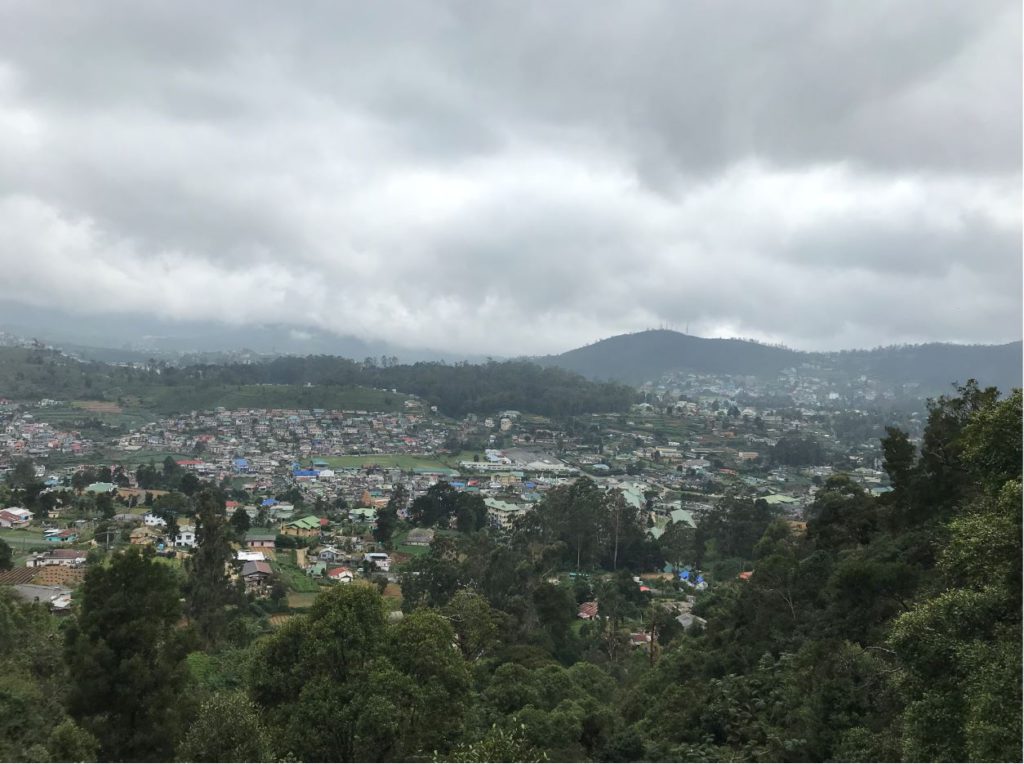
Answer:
[113,407,449,469]
[1,406,94,460]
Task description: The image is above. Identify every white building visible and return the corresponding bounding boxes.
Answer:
[363,552,390,572]
[27,549,87,568]
[0,507,33,528]
[172,524,197,548]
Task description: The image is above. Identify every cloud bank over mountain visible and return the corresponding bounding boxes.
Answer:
[0,1,1019,354]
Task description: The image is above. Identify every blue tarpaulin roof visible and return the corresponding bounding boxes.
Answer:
[261,498,277,507]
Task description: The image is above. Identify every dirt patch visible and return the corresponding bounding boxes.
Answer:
[269,614,295,627]
[383,583,403,600]
[74,400,123,414]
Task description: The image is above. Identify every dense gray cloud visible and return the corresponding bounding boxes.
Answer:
[0,0,1019,354]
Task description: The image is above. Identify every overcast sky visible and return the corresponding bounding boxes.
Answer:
[0,1,1020,355]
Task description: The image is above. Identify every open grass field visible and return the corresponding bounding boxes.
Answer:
[0,528,48,550]
[0,529,49,566]
[394,542,430,557]
[286,592,319,609]
[314,453,453,471]
[45,448,194,468]
[31,405,155,434]
[110,450,193,465]
[73,400,124,414]
[445,450,484,466]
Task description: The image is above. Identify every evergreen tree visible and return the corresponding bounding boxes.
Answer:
[229,506,251,538]
[184,489,239,646]
[374,483,407,548]
[65,547,191,761]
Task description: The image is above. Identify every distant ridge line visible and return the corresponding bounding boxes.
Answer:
[541,329,1023,391]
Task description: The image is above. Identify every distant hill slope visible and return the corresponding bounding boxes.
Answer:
[544,330,1023,392]
[542,330,801,383]
[829,342,1023,393]
[0,347,636,418]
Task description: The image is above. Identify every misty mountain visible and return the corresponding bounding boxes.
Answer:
[0,300,491,364]
[543,330,1023,393]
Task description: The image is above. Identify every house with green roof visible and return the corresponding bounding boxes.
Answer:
[484,498,526,529]
[280,515,321,538]
[348,507,377,523]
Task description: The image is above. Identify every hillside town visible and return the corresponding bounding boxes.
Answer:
[0,369,913,613]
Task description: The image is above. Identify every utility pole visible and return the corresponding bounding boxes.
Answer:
[98,527,117,550]
[612,494,621,571]
[648,607,659,667]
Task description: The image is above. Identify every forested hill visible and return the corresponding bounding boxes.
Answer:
[545,330,800,382]
[543,329,1023,390]
[829,341,1023,391]
[0,348,636,417]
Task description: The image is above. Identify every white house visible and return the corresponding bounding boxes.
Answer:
[327,566,354,583]
[0,507,33,528]
[172,524,197,548]
[363,552,390,573]
[318,545,344,563]
[143,513,168,527]
[27,549,87,568]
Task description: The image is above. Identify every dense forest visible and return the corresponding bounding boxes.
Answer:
[0,383,1019,762]
[0,347,637,417]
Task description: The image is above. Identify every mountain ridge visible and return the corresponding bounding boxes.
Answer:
[541,329,1023,392]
